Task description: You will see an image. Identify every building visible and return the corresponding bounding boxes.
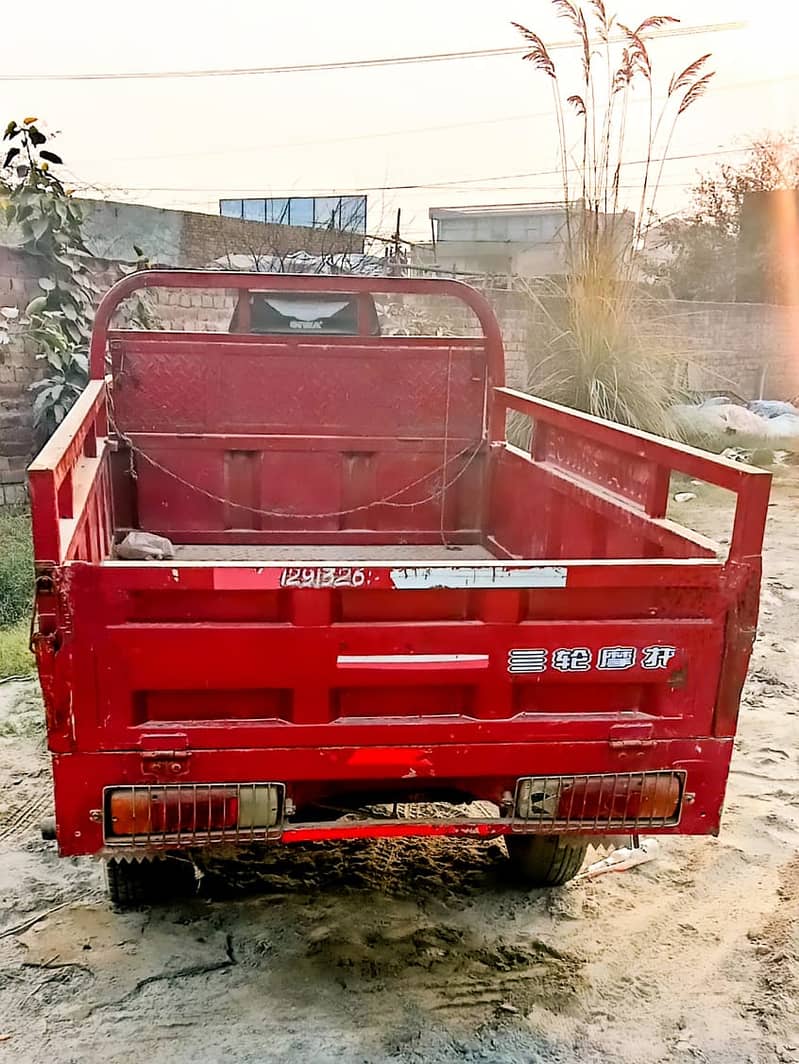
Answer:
[428,202,632,277]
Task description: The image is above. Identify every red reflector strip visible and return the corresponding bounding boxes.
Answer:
[347,747,433,768]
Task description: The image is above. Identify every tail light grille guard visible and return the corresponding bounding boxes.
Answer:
[511,771,685,832]
[103,782,285,849]
[101,771,684,849]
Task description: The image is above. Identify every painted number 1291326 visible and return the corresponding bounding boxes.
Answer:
[280,567,367,589]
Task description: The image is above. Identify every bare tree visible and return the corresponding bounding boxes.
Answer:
[653,132,799,301]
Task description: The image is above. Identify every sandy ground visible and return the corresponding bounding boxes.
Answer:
[1,470,798,1064]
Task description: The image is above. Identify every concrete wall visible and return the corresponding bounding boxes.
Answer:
[428,242,566,278]
[79,199,363,268]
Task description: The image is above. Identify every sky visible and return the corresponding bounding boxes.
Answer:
[3,0,799,241]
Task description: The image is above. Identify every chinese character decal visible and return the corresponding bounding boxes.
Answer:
[507,644,679,674]
[597,646,637,670]
[641,645,677,670]
[508,649,548,674]
[552,648,592,672]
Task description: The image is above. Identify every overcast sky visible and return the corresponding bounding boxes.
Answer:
[3,0,798,239]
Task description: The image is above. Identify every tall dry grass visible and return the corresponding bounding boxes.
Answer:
[511,2,714,436]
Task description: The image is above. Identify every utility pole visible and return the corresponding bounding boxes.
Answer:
[391,208,402,275]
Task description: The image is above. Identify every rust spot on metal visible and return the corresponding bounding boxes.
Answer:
[669,666,689,689]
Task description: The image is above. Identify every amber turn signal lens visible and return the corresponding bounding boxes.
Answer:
[108,787,239,837]
[557,773,680,822]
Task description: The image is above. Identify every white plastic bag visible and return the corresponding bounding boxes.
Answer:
[576,838,659,880]
[114,531,175,561]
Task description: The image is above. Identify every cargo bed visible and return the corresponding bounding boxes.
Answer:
[28,272,770,885]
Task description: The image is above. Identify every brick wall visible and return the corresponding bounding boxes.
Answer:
[428,285,799,400]
[0,248,125,504]
[643,299,799,400]
[0,248,41,503]
[149,286,236,331]
[377,288,531,390]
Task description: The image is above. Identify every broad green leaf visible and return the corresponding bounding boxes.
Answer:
[25,296,47,316]
[62,321,82,345]
[31,216,50,241]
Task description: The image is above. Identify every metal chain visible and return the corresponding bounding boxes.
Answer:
[105,344,482,522]
[113,428,483,520]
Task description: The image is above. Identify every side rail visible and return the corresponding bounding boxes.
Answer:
[28,379,112,565]
[493,387,771,565]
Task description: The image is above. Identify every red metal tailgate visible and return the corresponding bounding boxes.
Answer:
[58,555,732,753]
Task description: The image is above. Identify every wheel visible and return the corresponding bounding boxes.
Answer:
[505,834,588,886]
[104,855,196,907]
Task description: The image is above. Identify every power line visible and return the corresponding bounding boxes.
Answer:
[70,146,750,198]
[71,111,544,166]
[0,21,743,82]
[70,68,799,167]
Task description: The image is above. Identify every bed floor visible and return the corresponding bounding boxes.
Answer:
[169,544,499,562]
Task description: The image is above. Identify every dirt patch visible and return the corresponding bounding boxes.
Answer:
[1,470,799,1063]
[747,854,799,1038]
[198,832,508,898]
[305,917,585,1016]
[0,679,43,740]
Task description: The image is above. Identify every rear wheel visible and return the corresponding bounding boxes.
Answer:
[505,834,588,886]
[104,855,196,907]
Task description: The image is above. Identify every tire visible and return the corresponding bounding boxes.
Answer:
[505,834,588,886]
[104,855,196,907]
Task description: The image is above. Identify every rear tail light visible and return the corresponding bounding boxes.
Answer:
[104,783,284,845]
[513,771,683,830]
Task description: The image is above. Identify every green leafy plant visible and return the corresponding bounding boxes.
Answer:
[0,508,33,627]
[1,118,94,441]
[511,3,714,436]
[0,620,35,681]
